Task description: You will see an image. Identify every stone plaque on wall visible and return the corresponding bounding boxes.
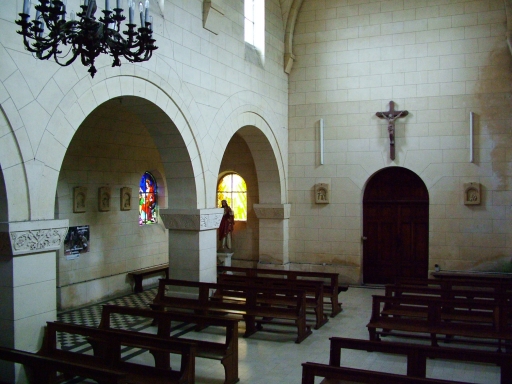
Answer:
[315,183,329,204]
[98,186,111,212]
[120,187,132,211]
[464,182,481,205]
[73,186,87,213]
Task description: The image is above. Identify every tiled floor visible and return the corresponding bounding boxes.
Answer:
[58,285,500,384]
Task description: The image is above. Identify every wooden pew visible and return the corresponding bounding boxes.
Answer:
[394,277,512,299]
[432,270,512,283]
[302,362,479,384]
[128,263,169,293]
[328,337,512,384]
[382,279,512,330]
[99,304,240,384]
[151,278,312,343]
[41,321,196,384]
[218,266,347,317]
[0,346,129,384]
[217,273,328,330]
[366,294,512,349]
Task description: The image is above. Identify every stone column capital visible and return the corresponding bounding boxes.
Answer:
[0,219,69,256]
[160,208,224,231]
[253,204,291,219]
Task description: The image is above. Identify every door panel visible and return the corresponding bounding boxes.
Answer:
[363,168,429,284]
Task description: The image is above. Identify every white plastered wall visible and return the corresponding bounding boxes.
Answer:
[0,3,289,378]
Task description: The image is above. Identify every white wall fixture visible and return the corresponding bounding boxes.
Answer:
[469,111,474,163]
[319,118,324,165]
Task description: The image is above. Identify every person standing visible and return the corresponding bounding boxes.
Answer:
[218,199,234,250]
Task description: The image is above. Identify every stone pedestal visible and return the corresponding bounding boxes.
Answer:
[0,219,68,383]
[253,204,291,267]
[160,208,223,283]
[217,252,233,267]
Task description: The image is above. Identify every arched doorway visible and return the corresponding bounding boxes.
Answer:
[363,167,429,284]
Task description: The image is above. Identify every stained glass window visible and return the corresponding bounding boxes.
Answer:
[139,172,157,225]
[217,174,247,221]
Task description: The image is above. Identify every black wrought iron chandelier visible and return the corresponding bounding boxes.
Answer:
[16,0,157,78]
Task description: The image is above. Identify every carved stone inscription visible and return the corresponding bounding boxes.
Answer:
[9,227,68,255]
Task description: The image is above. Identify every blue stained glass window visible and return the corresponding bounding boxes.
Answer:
[139,172,157,225]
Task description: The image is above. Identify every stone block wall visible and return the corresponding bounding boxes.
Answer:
[288,0,512,283]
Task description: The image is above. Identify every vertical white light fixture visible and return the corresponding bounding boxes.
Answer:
[320,118,324,165]
[469,111,474,163]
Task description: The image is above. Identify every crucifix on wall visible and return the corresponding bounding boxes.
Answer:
[376,101,408,160]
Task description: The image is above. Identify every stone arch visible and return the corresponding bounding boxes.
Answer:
[2,68,209,219]
[0,104,30,222]
[208,91,287,208]
[284,0,305,74]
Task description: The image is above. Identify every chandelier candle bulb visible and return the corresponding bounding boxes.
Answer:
[117,0,121,10]
[61,1,66,21]
[23,0,31,15]
[145,0,149,24]
[139,2,143,26]
[128,0,134,23]
[105,0,109,11]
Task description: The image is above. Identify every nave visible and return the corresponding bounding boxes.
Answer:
[57,286,500,384]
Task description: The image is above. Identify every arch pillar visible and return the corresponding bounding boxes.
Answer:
[253,204,291,268]
[160,208,223,283]
[0,219,68,383]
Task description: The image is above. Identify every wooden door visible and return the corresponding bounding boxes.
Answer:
[363,167,429,284]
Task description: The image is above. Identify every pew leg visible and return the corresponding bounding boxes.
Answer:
[221,353,240,384]
[243,315,258,338]
[330,298,342,317]
[149,304,160,326]
[150,349,171,369]
[295,321,312,344]
[133,276,143,293]
[368,327,379,341]
[430,333,438,347]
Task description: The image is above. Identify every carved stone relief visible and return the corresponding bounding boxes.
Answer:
[160,212,223,231]
[120,187,132,211]
[315,183,329,204]
[464,183,481,205]
[73,186,87,213]
[98,186,111,212]
[9,227,68,255]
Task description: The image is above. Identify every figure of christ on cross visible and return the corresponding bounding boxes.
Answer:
[376,101,408,160]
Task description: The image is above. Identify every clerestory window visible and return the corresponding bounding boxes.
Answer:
[244,0,265,62]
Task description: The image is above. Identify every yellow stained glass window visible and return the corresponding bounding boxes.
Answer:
[217,174,247,221]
